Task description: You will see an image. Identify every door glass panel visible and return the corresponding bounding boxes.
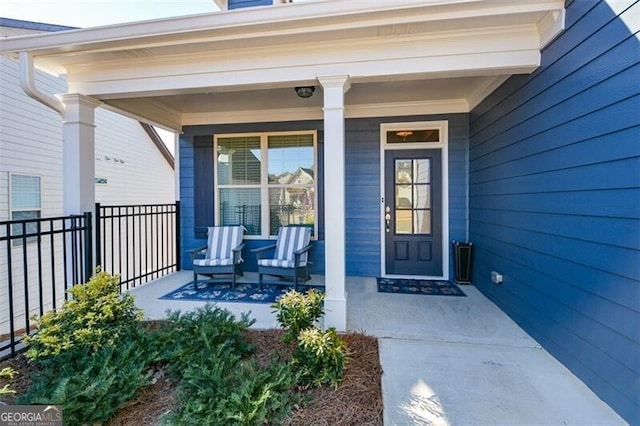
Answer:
[395,160,412,183]
[413,185,430,209]
[396,210,412,234]
[394,157,432,235]
[413,159,431,183]
[395,185,412,208]
[414,210,431,234]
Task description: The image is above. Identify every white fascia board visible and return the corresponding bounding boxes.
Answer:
[0,0,564,57]
[67,26,540,98]
[181,99,469,125]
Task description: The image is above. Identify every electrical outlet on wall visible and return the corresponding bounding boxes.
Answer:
[491,271,503,284]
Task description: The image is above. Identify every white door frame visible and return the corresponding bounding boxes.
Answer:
[379,121,449,280]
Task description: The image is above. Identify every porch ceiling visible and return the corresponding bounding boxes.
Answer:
[0,0,565,130]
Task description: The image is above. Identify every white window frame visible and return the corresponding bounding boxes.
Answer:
[214,130,318,239]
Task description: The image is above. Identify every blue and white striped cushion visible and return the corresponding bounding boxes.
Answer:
[194,258,235,267]
[205,226,244,262]
[273,226,311,263]
[257,259,304,268]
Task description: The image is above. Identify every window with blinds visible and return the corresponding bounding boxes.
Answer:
[215,132,316,237]
[10,174,42,244]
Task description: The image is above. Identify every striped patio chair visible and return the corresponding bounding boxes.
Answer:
[252,225,312,289]
[188,225,245,288]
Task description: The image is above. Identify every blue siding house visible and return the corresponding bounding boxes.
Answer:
[2,0,637,422]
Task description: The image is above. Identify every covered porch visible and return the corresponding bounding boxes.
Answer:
[0,0,567,331]
[129,271,624,425]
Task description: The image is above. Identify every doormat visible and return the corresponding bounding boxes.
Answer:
[160,281,320,304]
[377,277,466,297]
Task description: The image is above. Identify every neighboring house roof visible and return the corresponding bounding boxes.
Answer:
[0,17,78,32]
[140,123,175,169]
[0,0,566,131]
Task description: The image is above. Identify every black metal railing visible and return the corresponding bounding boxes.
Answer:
[1,214,92,359]
[95,202,180,291]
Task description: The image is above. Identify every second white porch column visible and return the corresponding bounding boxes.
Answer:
[59,94,101,215]
[318,75,350,331]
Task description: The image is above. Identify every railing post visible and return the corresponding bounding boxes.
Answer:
[84,211,93,283]
[95,203,101,270]
[175,200,181,271]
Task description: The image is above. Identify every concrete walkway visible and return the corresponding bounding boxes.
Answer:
[130,271,626,425]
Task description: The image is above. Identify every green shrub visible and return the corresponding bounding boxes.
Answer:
[24,270,142,360]
[293,327,347,389]
[165,338,300,425]
[271,289,324,344]
[152,304,255,373]
[19,340,151,425]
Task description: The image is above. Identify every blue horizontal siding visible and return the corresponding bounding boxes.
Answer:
[469,1,640,423]
[228,0,272,10]
[179,114,469,278]
[344,113,469,277]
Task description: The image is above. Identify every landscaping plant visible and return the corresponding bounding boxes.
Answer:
[294,327,347,389]
[0,367,17,400]
[272,288,348,389]
[271,288,324,343]
[160,305,301,425]
[19,270,151,424]
[24,269,142,360]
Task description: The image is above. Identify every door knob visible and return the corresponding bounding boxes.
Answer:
[385,213,391,232]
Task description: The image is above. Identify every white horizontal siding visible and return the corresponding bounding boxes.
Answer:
[1,26,175,338]
[95,109,175,205]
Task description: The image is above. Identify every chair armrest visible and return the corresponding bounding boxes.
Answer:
[251,244,276,260]
[187,245,207,259]
[293,244,312,256]
[251,244,276,253]
[293,244,312,268]
[232,243,245,263]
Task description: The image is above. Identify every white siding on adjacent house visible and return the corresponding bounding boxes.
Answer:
[1,23,175,343]
[95,109,175,205]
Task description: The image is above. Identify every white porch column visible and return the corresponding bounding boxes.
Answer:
[59,94,101,215]
[318,75,350,331]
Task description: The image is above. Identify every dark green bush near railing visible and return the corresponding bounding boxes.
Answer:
[19,271,152,424]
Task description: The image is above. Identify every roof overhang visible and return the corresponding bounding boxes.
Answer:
[0,0,565,130]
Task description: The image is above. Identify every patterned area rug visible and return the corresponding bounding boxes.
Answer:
[377,277,466,297]
[160,281,319,304]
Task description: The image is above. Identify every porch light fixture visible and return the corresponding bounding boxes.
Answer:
[396,130,414,141]
[295,86,315,98]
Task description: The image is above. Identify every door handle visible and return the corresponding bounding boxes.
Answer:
[385,213,391,232]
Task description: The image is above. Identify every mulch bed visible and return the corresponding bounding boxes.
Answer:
[1,330,382,425]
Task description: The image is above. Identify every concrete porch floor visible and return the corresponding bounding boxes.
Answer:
[129,271,625,425]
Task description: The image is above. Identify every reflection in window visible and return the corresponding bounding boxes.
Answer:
[394,158,431,235]
[216,132,316,237]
